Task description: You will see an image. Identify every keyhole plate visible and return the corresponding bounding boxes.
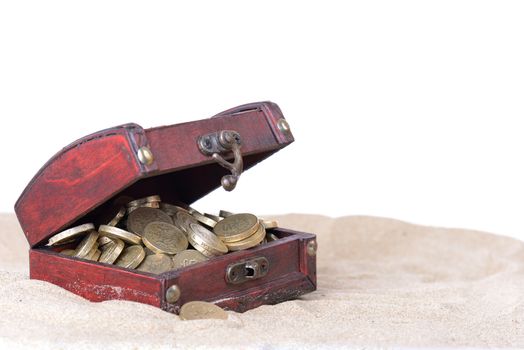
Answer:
[225,257,269,284]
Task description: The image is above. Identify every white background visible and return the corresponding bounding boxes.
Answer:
[1,1,524,241]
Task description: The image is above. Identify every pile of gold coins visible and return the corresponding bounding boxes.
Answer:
[46,195,279,275]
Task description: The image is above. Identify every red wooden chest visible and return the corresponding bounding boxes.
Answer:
[14,101,317,314]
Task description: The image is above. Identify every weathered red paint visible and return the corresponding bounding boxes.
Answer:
[16,128,144,247]
[16,101,317,313]
[30,249,163,306]
[30,229,316,313]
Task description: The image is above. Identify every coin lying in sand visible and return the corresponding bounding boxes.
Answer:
[179,301,228,320]
[127,207,173,236]
[172,249,208,269]
[137,253,174,274]
[47,223,95,246]
[115,245,145,269]
[142,221,188,255]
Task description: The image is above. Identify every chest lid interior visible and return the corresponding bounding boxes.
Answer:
[15,101,294,247]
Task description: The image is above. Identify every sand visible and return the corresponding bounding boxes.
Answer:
[0,213,523,349]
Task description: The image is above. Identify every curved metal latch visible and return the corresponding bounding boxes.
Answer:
[197,130,243,191]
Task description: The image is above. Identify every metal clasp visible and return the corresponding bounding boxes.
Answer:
[197,130,243,191]
[226,257,269,284]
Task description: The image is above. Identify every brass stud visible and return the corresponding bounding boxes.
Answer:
[137,146,154,165]
[307,240,317,257]
[166,284,181,303]
[277,118,291,134]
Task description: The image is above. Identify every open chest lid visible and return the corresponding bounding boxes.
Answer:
[15,101,294,247]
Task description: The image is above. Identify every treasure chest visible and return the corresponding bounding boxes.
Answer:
[14,101,317,314]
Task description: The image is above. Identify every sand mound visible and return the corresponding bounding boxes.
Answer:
[0,213,523,349]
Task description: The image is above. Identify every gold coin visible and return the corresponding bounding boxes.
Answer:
[99,238,125,264]
[53,238,78,246]
[47,223,95,246]
[160,203,188,216]
[137,253,174,274]
[99,225,141,245]
[179,301,228,320]
[266,232,279,242]
[97,235,114,247]
[127,207,173,236]
[261,219,278,229]
[144,246,156,255]
[204,213,223,222]
[172,249,208,269]
[185,237,218,257]
[74,230,99,258]
[142,221,188,255]
[145,195,161,203]
[226,223,266,251]
[219,210,234,218]
[187,206,200,215]
[126,195,161,214]
[60,249,76,256]
[86,248,101,261]
[92,249,101,261]
[115,245,146,269]
[190,240,220,258]
[187,223,228,255]
[174,211,199,236]
[127,206,139,215]
[188,224,228,256]
[84,242,100,260]
[126,195,160,208]
[127,199,145,208]
[192,211,218,228]
[214,213,260,243]
[107,207,126,226]
[141,202,160,209]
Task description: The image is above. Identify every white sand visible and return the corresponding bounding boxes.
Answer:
[0,213,523,349]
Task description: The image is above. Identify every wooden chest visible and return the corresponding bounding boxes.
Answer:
[14,101,317,314]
